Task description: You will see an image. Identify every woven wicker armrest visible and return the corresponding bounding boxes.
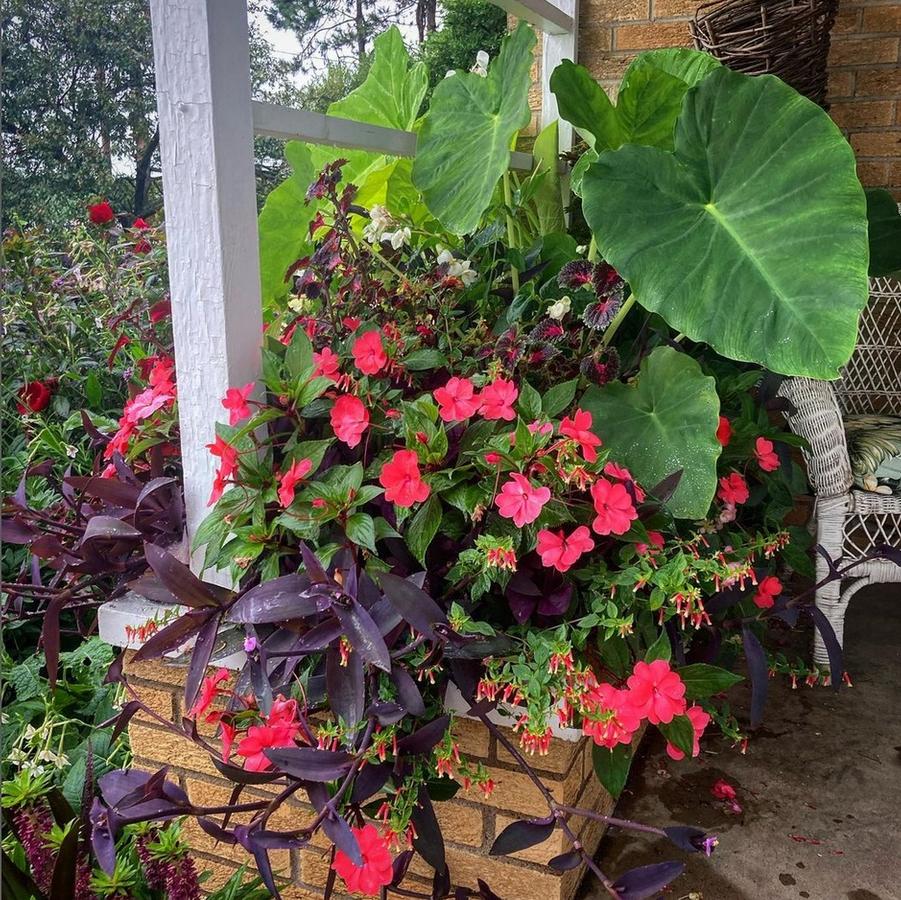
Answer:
[778,377,853,497]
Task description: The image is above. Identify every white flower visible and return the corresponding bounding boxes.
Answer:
[385,227,411,250]
[363,204,392,243]
[471,50,489,77]
[547,295,572,320]
[8,748,27,766]
[448,259,478,286]
[445,69,456,79]
[23,724,38,741]
[22,760,46,777]
[436,248,454,267]
[576,245,588,255]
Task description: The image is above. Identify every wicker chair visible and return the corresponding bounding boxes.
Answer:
[778,276,901,665]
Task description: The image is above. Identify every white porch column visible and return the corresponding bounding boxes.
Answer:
[149,0,263,555]
[540,0,578,152]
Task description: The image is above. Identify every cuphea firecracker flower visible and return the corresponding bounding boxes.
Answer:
[753,575,782,609]
[330,394,369,448]
[478,377,518,421]
[434,376,480,422]
[221,382,254,426]
[313,347,341,382]
[536,526,595,572]
[581,682,643,749]
[718,472,749,505]
[277,457,313,507]
[495,473,551,527]
[379,449,430,507]
[665,704,710,760]
[627,659,687,725]
[636,530,665,556]
[590,477,638,536]
[16,380,53,414]
[754,436,781,472]
[351,330,387,375]
[716,416,732,447]
[331,823,394,896]
[88,200,115,225]
[559,409,602,462]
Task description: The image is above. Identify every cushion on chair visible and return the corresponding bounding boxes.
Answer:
[844,415,901,493]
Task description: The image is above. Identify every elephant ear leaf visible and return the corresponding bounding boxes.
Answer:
[865,188,901,277]
[581,347,721,519]
[583,66,869,378]
[413,22,537,234]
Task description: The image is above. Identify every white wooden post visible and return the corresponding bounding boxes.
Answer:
[149,0,263,556]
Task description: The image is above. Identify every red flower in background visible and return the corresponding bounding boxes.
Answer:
[753,575,782,609]
[635,530,665,557]
[222,382,254,426]
[134,237,151,254]
[754,437,780,472]
[88,200,115,225]
[434,376,479,422]
[379,449,430,507]
[716,416,732,447]
[330,394,369,448]
[559,409,602,462]
[352,330,387,375]
[277,457,313,507]
[717,472,749,505]
[590,477,637,536]
[313,347,341,382]
[332,824,394,896]
[666,704,710,760]
[132,217,150,230]
[627,659,687,725]
[207,435,239,505]
[17,380,53,414]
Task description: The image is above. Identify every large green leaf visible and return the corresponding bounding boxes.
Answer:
[865,188,901,277]
[529,120,566,235]
[583,67,870,378]
[413,22,537,235]
[581,347,721,518]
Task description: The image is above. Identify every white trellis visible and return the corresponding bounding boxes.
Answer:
[148,0,578,556]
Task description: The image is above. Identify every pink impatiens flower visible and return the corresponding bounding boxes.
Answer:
[495,473,551,527]
[536,526,595,572]
[434,376,479,422]
[479,377,518,421]
[236,695,302,772]
[313,347,341,382]
[330,394,369,448]
[559,409,602,462]
[716,416,732,447]
[754,437,780,472]
[379,449,430,507]
[604,461,646,502]
[277,457,313,507]
[665,704,711,760]
[590,477,638,536]
[753,575,782,609]
[581,682,643,749]
[718,472,749,505]
[222,382,254,426]
[352,330,387,376]
[627,659,687,725]
[332,823,394,896]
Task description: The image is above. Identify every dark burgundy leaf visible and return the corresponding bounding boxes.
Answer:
[410,787,445,872]
[251,830,308,850]
[377,572,447,639]
[294,617,344,652]
[104,651,125,685]
[66,474,141,506]
[49,816,79,900]
[396,715,450,756]
[108,700,143,743]
[809,606,843,690]
[132,608,213,661]
[41,592,68,688]
[612,861,685,900]
[664,825,709,853]
[326,644,364,729]
[391,849,414,886]
[300,541,330,584]
[127,574,179,605]
[248,842,282,899]
[432,864,451,898]
[144,543,221,608]
[391,665,425,716]
[548,850,582,872]
[209,756,282,785]
[44,787,76,827]
[334,598,392,672]
[197,818,237,844]
[648,469,683,505]
[368,596,403,635]
[350,762,392,804]
[366,700,406,725]
[184,612,223,712]
[247,651,274,715]
[475,879,504,899]
[79,516,142,546]
[490,817,555,856]
[89,798,117,875]
[264,747,354,781]
[2,848,43,898]
[227,574,324,623]
[741,625,769,728]
[0,518,38,544]
[322,812,362,866]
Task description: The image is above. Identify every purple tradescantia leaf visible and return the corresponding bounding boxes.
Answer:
[300,541,330,584]
[0,517,38,543]
[664,825,714,854]
[366,700,406,725]
[377,572,447,639]
[184,611,223,712]
[368,596,404,635]
[391,849,415,886]
[90,798,117,875]
[132,607,213,660]
[490,816,556,856]
[210,756,282,785]
[741,625,769,727]
[49,811,79,900]
[433,863,452,897]
[128,574,179,605]
[197,818,237,844]
[66,474,141,507]
[548,850,582,871]
[322,812,362,866]
[350,761,393,804]
[263,747,354,782]
[78,516,142,547]
[410,786,445,872]
[99,768,188,809]
[144,542,222,608]
[326,643,364,728]
[42,592,68,688]
[227,574,323,623]
[333,598,392,672]
[391,665,426,716]
[395,715,450,755]
[809,606,843,689]
[611,861,685,899]
[294,617,344,652]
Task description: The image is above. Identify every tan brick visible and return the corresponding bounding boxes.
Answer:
[130,721,218,774]
[182,815,293,876]
[132,685,177,723]
[435,800,487,848]
[581,53,633,84]
[652,0,699,19]
[829,36,899,66]
[827,69,856,99]
[582,0,650,22]
[580,23,614,58]
[889,160,901,185]
[851,130,901,157]
[830,99,896,128]
[124,652,190,689]
[862,4,901,33]
[452,717,491,759]
[613,20,692,50]
[280,885,328,900]
[833,5,862,33]
[496,735,584,776]
[855,67,901,97]
[494,813,569,864]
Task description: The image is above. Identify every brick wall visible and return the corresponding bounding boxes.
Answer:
[571,0,901,195]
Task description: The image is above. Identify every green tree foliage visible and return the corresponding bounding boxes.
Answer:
[418,0,508,90]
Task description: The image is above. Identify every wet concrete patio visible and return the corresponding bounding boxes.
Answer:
[583,585,901,900]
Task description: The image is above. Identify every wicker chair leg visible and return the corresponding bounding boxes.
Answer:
[813,509,845,667]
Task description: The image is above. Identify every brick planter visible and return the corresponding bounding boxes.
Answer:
[123,652,619,900]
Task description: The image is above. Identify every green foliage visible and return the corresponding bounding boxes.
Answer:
[582,65,870,379]
[678,663,744,698]
[582,347,722,518]
[865,188,901,276]
[413,22,537,234]
[592,742,634,798]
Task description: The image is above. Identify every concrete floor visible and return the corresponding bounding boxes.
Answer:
[582,586,901,900]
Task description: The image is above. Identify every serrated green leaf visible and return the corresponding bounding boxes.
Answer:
[658,714,694,756]
[518,381,542,421]
[345,513,377,552]
[405,495,442,565]
[403,348,449,371]
[543,379,578,417]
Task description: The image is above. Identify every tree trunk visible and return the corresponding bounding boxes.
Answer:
[133,127,160,217]
[355,0,366,64]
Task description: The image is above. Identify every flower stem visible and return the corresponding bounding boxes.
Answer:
[502,172,520,295]
[587,236,598,262]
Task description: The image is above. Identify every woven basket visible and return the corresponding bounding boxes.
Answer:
[690,0,839,108]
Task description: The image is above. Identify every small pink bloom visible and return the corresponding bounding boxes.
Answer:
[484,452,502,465]
[207,436,239,505]
[189,668,231,718]
[716,416,732,447]
[536,526,595,572]
[479,378,518,421]
[753,575,782,609]
[528,420,553,435]
[718,472,749,505]
[666,704,710,760]
[560,409,602,462]
[590,477,638,536]
[313,347,341,382]
[581,683,643,749]
[627,659,687,725]
[236,723,299,772]
[331,394,369,448]
[278,457,313,507]
[495,473,551,527]
[352,330,387,376]
[754,437,780,472]
[332,823,394,896]
[434,377,479,422]
[222,382,254,426]
[342,316,361,332]
[379,450,430,507]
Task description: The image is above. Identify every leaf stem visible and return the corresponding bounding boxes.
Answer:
[502,172,520,294]
[601,295,636,348]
